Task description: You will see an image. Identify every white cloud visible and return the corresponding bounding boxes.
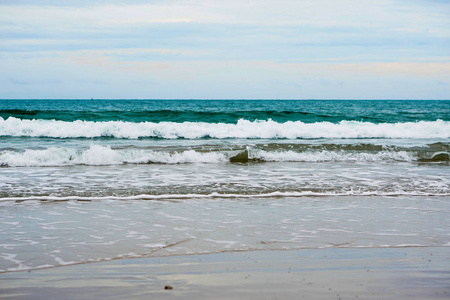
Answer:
[0,0,449,98]
[2,0,446,28]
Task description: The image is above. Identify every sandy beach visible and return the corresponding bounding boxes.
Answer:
[1,247,448,300]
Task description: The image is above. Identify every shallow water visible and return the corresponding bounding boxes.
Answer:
[1,195,449,272]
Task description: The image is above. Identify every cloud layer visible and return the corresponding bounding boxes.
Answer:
[1,0,449,99]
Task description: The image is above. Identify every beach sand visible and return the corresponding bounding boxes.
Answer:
[1,247,448,299]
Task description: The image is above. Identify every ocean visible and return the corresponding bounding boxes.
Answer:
[0,99,449,272]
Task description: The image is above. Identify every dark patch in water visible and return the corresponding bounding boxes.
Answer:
[418,152,450,162]
[230,150,249,163]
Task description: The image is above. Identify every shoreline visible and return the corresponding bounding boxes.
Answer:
[0,244,443,275]
[1,246,448,299]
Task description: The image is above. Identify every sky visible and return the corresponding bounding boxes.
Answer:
[0,0,449,99]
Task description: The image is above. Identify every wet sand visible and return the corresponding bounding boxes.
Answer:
[1,247,449,299]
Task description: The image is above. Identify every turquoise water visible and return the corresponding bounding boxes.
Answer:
[0,100,449,272]
[1,100,449,123]
[1,99,449,195]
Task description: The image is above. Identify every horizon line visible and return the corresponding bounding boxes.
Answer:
[1,99,449,101]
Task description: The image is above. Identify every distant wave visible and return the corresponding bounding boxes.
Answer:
[1,117,449,139]
[0,144,430,167]
[0,109,344,123]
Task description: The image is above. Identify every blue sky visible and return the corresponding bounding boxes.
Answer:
[1,0,449,99]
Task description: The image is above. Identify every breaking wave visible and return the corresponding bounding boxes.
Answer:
[1,117,449,139]
[0,144,425,167]
[0,145,227,167]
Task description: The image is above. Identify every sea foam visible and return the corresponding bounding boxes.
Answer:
[0,145,228,167]
[1,191,449,203]
[1,117,449,139]
[0,144,417,167]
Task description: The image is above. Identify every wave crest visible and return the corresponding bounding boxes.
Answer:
[0,144,422,167]
[1,117,449,139]
[0,145,228,167]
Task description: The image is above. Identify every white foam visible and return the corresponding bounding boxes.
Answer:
[52,256,76,265]
[0,143,419,167]
[1,190,449,203]
[1,117,449,139]
[252,149,413,162]
[0,144,228,166]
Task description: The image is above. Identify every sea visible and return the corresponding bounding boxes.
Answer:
[0,99,449,272]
